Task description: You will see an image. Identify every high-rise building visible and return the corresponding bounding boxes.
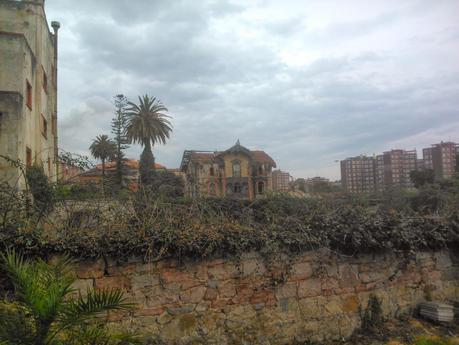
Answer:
[272,170,291,192]
[375,149,417,191]
[422,142,458,180]
[340,155,376,194]
[0,0,60,188]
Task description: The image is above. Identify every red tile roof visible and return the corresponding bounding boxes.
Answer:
[95,159,165,170]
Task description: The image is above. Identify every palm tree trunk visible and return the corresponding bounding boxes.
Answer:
[140,140,155,186]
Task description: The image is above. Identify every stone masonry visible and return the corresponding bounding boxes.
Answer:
[72,250,459,344]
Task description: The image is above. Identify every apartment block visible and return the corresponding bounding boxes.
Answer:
[272,169,291,192]
[0,0,60,188]
[375,149,417,191]
[340,156,376,194]
[422,142,458,180]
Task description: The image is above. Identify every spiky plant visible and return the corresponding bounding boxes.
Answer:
[125,95,172,186]
[0,249,138,345]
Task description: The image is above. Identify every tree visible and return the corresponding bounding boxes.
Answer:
[0,249,137,345]
[151,170,184,198]
[409,169,435,188]
[111,95,130,189]
[89,135,116,179]
[125,95,172,186]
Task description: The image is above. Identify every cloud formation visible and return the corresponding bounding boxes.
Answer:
[46,0,459,179]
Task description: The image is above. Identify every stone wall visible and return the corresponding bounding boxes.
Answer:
[73,250,459,344]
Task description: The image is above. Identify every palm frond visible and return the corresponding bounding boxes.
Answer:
[59,288,133,328]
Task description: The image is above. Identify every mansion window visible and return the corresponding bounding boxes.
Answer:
[209,166,215,176]
[209,183,216,195]
[232,161,241,177]
[26,147,32,167]
[26,80,32,109]
[233,183,241,193]
[258,165,263,175]
[257,181,264,194]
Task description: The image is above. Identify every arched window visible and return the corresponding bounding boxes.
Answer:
[257,181,264,194]
[209,166,215,176]
[234,183,241,193]
[232,161,241,177]
[209,183,216,195]
[258,165,263,175]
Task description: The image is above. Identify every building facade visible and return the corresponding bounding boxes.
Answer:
[340,155,376,194]
[0,0,59,188]
[272,169,291,192]
[78,159,166,191]
[180,141,276,200]
[375,149,417,191]
[422,142,458,180]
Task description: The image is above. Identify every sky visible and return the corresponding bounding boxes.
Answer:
[45,0,459,180]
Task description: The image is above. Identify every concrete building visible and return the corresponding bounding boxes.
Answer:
[340,155,375,194]
[180,140,276,200]
[305,176,330,193]
[0,0,60,188]
[375,149,417,191]
[422,142,458,180]
[272,169,291,192]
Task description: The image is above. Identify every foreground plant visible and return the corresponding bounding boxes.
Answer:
[0,250,137,345]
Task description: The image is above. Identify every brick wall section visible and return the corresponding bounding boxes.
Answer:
[73,250,459,344]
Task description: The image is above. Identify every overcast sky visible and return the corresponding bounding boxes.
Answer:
[45,0,459,179]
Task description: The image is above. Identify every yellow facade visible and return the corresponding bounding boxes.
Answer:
[180,141,276,200]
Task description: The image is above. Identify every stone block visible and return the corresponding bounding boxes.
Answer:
[76,259,104,279]
[275,281,297,299]
[132,273,160,289]
[338,264,359,288]
[95,275,130,291]
[180,285,206,304]
[342,294,360,313]
[290,261,313,280]
[71,278,94,295]
[298,279,321,298]
[218,280,236,298]
[323,296,342,316]
[298,298,321,319]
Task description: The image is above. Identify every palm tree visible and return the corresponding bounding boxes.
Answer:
[89,135,116,177]
[125,95,172,186]
[0,249,137,345]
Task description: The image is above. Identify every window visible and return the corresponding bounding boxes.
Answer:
[209,183,216,195]
[26,81,32,109]
[232,161,241,177]
[26,147,32,167]
[233,183,241,193]
[41,114,48,139]
[209,166,215,176]
[51,115,56,136]
[257,181,264,194]
[258,165,263,175]
[43,67,48,93]
[48,159,51,175]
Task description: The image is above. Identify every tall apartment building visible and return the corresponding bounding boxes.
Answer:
[340,155,376,194]
[422,142,458,180]
[375,149,417,191]
[272,169,291,192]
[0,0,60,188]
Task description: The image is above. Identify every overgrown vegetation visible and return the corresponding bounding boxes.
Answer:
[0,182,458,261]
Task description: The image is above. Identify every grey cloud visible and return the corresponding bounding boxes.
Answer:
[46,0,459,178]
